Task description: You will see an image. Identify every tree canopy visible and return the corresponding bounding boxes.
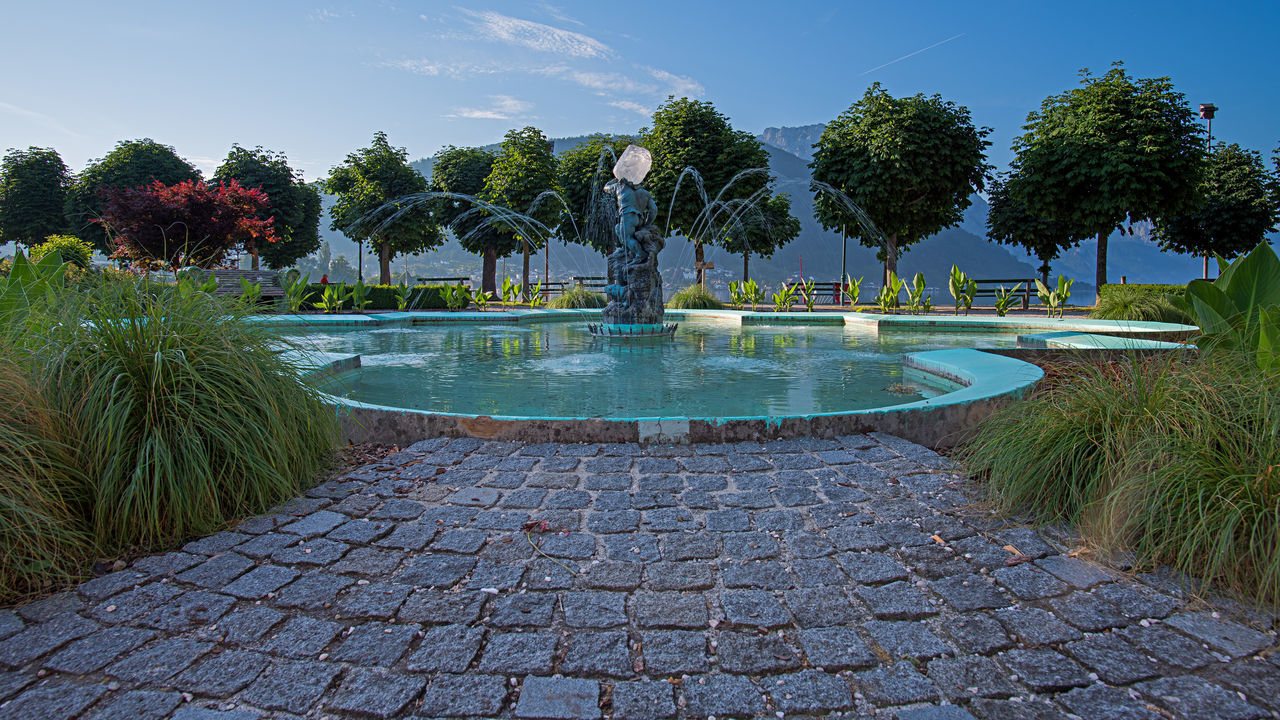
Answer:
[97,179,276,270]
[480,127,561,294]
[65,139,201,254]
[1151,143,1279,272]
[556,134,636,256]
[811,83,991,283]
[720,193,803,281]
[0,147,70,248]
[213,145,322,270]
[325,131,442,285]
[1008,63,1204,294]
[986,172,1086,283]
[642,98,771,283]
[430,145,511,293]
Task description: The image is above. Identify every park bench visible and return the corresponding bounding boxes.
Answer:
[971,278,1035,310]
[414,276,472,287]
[210,269,284,298]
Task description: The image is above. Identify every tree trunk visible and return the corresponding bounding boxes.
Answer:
[378,243,392,285]
[742,251,749,281]
[251,250,260,270]
[1095,230,1108,303]
[482,246,497,294]
[522,241,531,301]
[883,233,899,287]
[1204,254,1210,280]
[1039,261,1050,287]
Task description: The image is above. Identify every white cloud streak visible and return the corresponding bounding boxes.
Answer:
[608,100,651,116]
[861,33,965,75]
[445,95,534,120]
[459,8,613,59]
[0,101,83,138]
[646,68,704,98]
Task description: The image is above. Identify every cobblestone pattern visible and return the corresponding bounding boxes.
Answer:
[2,433,1278,719]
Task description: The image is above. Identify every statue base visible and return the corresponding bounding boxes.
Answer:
[587,322,678,338]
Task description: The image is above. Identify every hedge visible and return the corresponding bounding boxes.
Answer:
[1097,283,1186,302]
[301,283,452,311]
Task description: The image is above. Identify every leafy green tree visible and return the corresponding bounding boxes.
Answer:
[480,127,561,297]
[811,83,991,284]
[556,133,637,256]
[0,147,70,248]
[642,98,770,284]
[1152,143,1280,277]
[213,145,322,270]
[430,145,515,294]
[1008,63,1204,297]
[65,139,201,254]
[721,193,802,281]
[986,173,1086,285]
[325,132,443,285]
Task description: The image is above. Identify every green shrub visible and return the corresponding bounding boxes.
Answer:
[667,284,723,309]
[959,351,1280,605]
[1091,285,1193,324]
[1097,283,1186,302]
[5,275,339,556]
[548,284,607,309]
[30,234,93,269]
[303,283,449,310]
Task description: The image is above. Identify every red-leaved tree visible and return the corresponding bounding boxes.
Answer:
[95,179,277,269]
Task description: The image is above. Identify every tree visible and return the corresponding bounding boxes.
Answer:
[96,179,277,270]
[325,132,443,285]
[642,98,771,284]
[556,134,637,257]
[213,145,322,270]
[0,147,70,248]
[480,127,561,297]
[812,83,991,285]
[720,193,802,281]
[986,173,1086,285]
[430,145,514,294]
[1152,143,1280,277]
[65,139,201,254]
[1009,63,1204,297]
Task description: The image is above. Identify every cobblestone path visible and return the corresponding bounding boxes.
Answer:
[2,433,1278,719]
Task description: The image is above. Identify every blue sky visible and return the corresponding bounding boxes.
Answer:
[2,1,1277,181]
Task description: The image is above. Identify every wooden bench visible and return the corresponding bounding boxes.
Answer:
[414,276,472,286]
[971,278,1035,310]
[571,276,608,289]
[210,269,284,297]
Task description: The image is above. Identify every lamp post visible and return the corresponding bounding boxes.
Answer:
[1199,103,1218,278]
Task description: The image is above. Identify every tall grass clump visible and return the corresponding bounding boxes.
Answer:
[959,351,1280,606]
[1091,285,1193,324]
[667,284,724,309]
[547,283,607,309]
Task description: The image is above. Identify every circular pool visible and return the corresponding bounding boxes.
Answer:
[287,318,1020,419]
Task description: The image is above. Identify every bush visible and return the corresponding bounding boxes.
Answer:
[958,351,1280,605]
[667,284,724,309]
[548,284,607,309]
[29,234,93,269]
[0,271,338,599]
[303,283,449,310]
[1092,284,1192,324]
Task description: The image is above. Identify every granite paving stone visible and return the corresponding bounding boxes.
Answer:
[7,433,1277,719]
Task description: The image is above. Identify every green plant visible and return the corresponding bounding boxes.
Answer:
[1091,285,1192,324]
[906,272,931,314]
[949,265,977,315]
[728,280,746,309]
[442,283,473,311]
[548,284,607,309]
[393,282,411,311]
[993,284,1023,317]
[842,275,863,307]
[1185,242,1280,369]
[316,283,348,313]
[740,278,766,311]
[238,278,263,306]
[1035,276,1074,317]
[959,351,1280,606]
[798,279,817,311]
[501,277,521,305]
[0,250,68,317]
[527,282,545,308]
[29,234,93,269]
[668,283,724,310]
[771,283,797,312]
[282,273,313,313]
[874,272,905,313]
[348,280,373,312]
[473,290,493,311]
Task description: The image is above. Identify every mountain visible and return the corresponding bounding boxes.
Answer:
[759,124,824,161]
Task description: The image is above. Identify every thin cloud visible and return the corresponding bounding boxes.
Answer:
[608,100,651,116]
[861,33,965,75]
[538,2,584,27]
[383,57,569,79]
[646,68,704,97]
[308,8,342,21]
[569,71,656,95]
[445,95,534,120]
[459,8,613,59]
[0,101,83,138]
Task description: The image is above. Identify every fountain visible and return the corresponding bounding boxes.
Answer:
[587,145,678,338]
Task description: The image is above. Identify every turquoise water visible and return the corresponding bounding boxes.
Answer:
[289,319,1019,419]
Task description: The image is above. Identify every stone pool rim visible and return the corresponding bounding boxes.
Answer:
[272,308,1194,448]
